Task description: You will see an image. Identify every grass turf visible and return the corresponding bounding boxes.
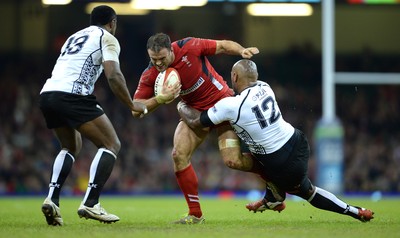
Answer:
[0,196,399,238]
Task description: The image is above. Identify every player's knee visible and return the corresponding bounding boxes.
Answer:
[171,148,187,164]
[222,152,253,171]
[223,158,243,170]
[64,148,79,158]
[59,137,80,155]
[106,137,121,155]
[113,139,121,154]
[289,178,315,200]
[63,143,81,157]
[171,147,179,160]
[171,149,193,172]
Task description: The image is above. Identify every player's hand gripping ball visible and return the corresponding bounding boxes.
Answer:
[154,68,181,104]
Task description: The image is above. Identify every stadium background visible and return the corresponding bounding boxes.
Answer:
[0,0,399,196]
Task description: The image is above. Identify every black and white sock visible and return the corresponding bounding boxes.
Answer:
[82,148,116,207]
[308,187,359,218]
[47,149,75,206]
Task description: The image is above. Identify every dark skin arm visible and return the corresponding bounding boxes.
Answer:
[103,60,147,116]
[177,101,204,129]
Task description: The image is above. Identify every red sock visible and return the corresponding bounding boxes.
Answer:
[175,164,202,218]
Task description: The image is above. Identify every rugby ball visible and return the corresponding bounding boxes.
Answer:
[154,68,181,104]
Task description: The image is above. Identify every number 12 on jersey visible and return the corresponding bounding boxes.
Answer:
[251,96,281,129]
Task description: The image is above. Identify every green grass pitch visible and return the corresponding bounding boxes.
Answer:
[0,195,399,238]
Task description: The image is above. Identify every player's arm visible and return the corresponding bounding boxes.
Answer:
[177,101,209,129]
[154,79,181,104]
[131,74,180,118]
[177,101,201,128]
[132,98,156,115]
[103,61,147,116]
[215,40,259,59]
[177,101,222,129]
[102,35,147,115]
[131,96,161,118]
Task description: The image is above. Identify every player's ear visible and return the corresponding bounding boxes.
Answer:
[105,22,112,33]
[230,70,236,83]
[107,18,117,32]
[233,72,239,83]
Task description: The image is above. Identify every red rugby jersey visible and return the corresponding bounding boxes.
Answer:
[133,37,232,111]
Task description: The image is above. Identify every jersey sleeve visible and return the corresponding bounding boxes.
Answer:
[175,37,217,56]
[133,66,158,100]
[196,38,217,56]
[201,97,236,126]
[102,33,120,63]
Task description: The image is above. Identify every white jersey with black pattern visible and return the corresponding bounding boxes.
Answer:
[206,81,295,154]
[40,26,120,96]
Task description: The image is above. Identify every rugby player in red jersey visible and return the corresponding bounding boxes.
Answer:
[132,33,261,224]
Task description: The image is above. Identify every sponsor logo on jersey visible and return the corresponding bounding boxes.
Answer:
[180,77,205,95]
[252,88,268,101]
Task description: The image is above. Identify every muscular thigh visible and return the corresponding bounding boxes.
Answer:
[172,121,209,171]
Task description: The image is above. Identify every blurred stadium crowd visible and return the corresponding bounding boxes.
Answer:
[0,43,399,196]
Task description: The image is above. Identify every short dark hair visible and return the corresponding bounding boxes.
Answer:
[90,5,116,26]
[146,33,171,53]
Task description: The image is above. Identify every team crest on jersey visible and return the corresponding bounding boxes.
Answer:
[181,56,192,67]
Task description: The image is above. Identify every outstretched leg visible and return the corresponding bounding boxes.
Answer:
[292,178,374,222]
[172,121,208,224]
[306,186,374,222]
